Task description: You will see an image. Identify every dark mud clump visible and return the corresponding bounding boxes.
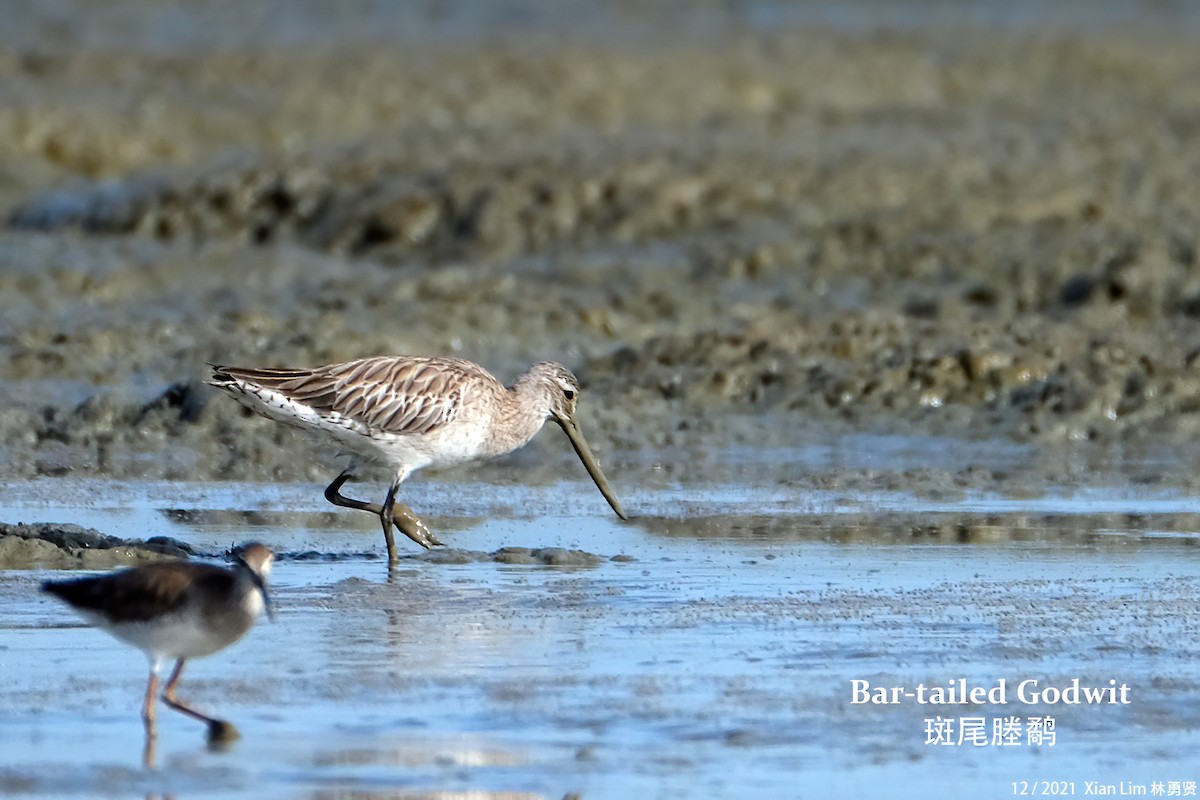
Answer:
[0,522,195,569]
[412,546,612,567]
[268,547,628,566]
[636,512,1200,546]
[8,150,792,268]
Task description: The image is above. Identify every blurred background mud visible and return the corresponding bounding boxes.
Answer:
[2,1,1200,486]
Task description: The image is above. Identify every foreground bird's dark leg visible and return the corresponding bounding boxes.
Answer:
[324,471,443,557]
[161,659,239,743]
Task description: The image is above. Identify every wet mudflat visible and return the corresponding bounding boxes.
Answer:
[4,0,1200,796]
[2,466,1200,799]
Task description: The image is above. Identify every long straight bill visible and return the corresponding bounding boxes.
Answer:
[558,418,628,520]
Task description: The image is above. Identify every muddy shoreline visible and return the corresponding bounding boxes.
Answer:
[2,2,1200,493]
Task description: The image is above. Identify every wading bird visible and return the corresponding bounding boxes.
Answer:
[41,544,274,763]
[208,357,627,562]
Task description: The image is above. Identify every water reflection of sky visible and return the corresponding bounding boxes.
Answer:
[5,1,1200,54]
[2,480,1200,797]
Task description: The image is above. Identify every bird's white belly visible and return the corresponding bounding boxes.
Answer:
[226,380,499,474]
[79,607,256,662]
[355,417,493,473]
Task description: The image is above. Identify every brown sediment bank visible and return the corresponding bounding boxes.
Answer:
[0,522,193,568]
[0,518,618,568]
[1,3,1200,489]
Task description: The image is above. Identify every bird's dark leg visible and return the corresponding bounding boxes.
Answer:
[325,471,398,561]
[380,481,399,564]
[161,659,239,743]
[324,471,442,557]
[324,471,380,514]
[392,502,443,550]
[381,480,445,557]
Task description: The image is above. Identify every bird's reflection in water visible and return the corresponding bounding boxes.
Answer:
[143,729,156,769]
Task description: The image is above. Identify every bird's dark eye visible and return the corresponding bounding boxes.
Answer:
[563,389,576,401]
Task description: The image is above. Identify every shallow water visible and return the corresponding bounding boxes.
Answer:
[2,474,1199,798]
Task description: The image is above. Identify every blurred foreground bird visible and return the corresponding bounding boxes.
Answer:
[41,544,274,759]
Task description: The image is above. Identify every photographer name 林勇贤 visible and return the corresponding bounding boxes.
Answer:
[851,678,1131,706]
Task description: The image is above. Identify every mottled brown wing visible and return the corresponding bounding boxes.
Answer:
[41,562,230,623]
[212,357,465,436]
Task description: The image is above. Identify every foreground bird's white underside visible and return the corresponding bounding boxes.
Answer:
[75,599,264,669]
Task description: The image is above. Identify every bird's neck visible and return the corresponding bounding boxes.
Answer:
[232,566,268,618]
[199,566,266,626]
[229,566,267,613]
[485,377,551,456]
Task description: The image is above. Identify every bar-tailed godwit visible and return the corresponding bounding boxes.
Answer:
[208,357,627,562]
[41,543,274,761]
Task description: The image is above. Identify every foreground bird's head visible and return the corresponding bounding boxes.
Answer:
[233,542,275,620]
[522,362,628,521]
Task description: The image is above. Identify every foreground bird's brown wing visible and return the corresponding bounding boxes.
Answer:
[41,562,230,623]
[211,357,468,436]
